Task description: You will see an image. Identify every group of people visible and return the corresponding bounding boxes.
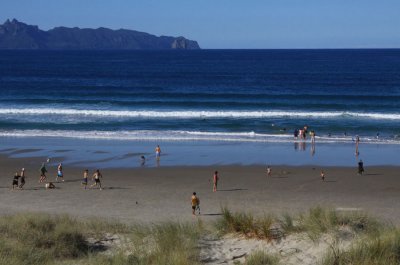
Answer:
[293,125,317,144]
[11,161,104,191]
[139,145,162,166]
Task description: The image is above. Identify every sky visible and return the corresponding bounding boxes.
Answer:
[1,0,399,49]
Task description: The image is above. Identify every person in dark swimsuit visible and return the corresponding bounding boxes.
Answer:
[19,168,26,189]
[358,160,364,175]
[12,172,20,190]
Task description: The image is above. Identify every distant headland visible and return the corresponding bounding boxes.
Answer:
[0,19,200,50]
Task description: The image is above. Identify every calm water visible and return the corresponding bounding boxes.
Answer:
[0,49,400,144]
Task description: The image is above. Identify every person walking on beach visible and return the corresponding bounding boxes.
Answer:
[19,168,26,189]
[191,192,200,215]
[56,163,64,182]
[213,171,219,192]
[267,166,272,177]
[320,170,325,181]
[12,172,20,190]
[155,145,161,160]
[90,169,103,190]
[39,162,47,183]
[82,169,88,189]
[355,135,360,155]
[358,160,364,175]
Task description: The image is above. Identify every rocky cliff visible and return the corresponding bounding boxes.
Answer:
[0,19,200,50]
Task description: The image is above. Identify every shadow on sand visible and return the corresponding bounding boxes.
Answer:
[200,213,223,216]
[217,188,248,192]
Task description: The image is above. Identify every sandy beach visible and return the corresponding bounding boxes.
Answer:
[1,154,400,224]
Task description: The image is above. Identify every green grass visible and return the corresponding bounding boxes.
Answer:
[216,207,276,240]
[129,222,202,265]
[0,207,391,265]
[244,251,279,265]
[0,213,201,265]
[298,207,381,241]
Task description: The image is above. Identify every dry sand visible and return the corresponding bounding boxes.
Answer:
[2,154,400,264]
[1,154,400,225]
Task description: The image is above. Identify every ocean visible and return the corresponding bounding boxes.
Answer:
[0,49,399,167]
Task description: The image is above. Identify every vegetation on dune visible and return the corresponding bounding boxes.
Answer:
[216,206,276,240]
[0,213,201,265]
[242,251,279,265]
[0,207,398,265]
[217,206,380,241]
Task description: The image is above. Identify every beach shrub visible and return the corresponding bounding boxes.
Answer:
[297,206,381,241]
[217,207,277,240]
[245,251,279,265]
[279,213,302,234]
[0,213,202,265]
[129,222,202,265]
[321,229,400,265]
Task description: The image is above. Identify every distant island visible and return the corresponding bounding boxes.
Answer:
[0,19,200,50]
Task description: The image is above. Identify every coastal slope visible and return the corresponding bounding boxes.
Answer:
[0,19,200,50]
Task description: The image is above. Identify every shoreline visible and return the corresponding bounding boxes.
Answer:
[1,136,400,168]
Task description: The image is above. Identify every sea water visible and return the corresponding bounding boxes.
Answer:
[0,49,399,166]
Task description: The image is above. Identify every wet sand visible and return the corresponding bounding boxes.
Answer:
[1,154,400,224]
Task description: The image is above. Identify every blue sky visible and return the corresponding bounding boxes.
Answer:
[1,0,399,49]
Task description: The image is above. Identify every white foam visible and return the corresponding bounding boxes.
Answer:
[0,129,397,144]
[0,108,399,120]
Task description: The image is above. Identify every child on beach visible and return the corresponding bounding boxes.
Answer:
[358,160,364,175]
[39,162,47,183]
[311,130,316,144]
[56,163,64,182]
[267,166,272,177]
[320,170,325,181]
[90,169,103,190]
[19,168,26,189]
[155,145,161,160]
[12,172,20,190]
[45,182,56,189]
[213,171,219,192]
[82,169,88,189]
[191,192,200,215]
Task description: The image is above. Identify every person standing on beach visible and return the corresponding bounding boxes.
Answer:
[39,162,47,183]
[90,169,103,190]
[213,171,219,192]
[19,168,26,189]
[56,163,64,182]
[82,169,88,189]
[355,135,360,155]
[311,130,316,144]
[12,172,20,190]
[191,192,200,215]
[267,166,272,177]
[320,170,325,181]
[358,160,364,175]
[155,145,161,160]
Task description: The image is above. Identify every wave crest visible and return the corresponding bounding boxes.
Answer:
[0,108,399,120]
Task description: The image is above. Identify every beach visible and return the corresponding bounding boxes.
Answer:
[1,153,400,224]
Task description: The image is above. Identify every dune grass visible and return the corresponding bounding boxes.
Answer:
[216,206,276,240]
[241,251,279,265]
[296,207,381,242]
[217,206,380,242]
[0,213,201,265]
[321,225,400,265]
[0,207,392,265]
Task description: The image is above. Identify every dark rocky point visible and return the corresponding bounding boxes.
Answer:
[0,19,200,50]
